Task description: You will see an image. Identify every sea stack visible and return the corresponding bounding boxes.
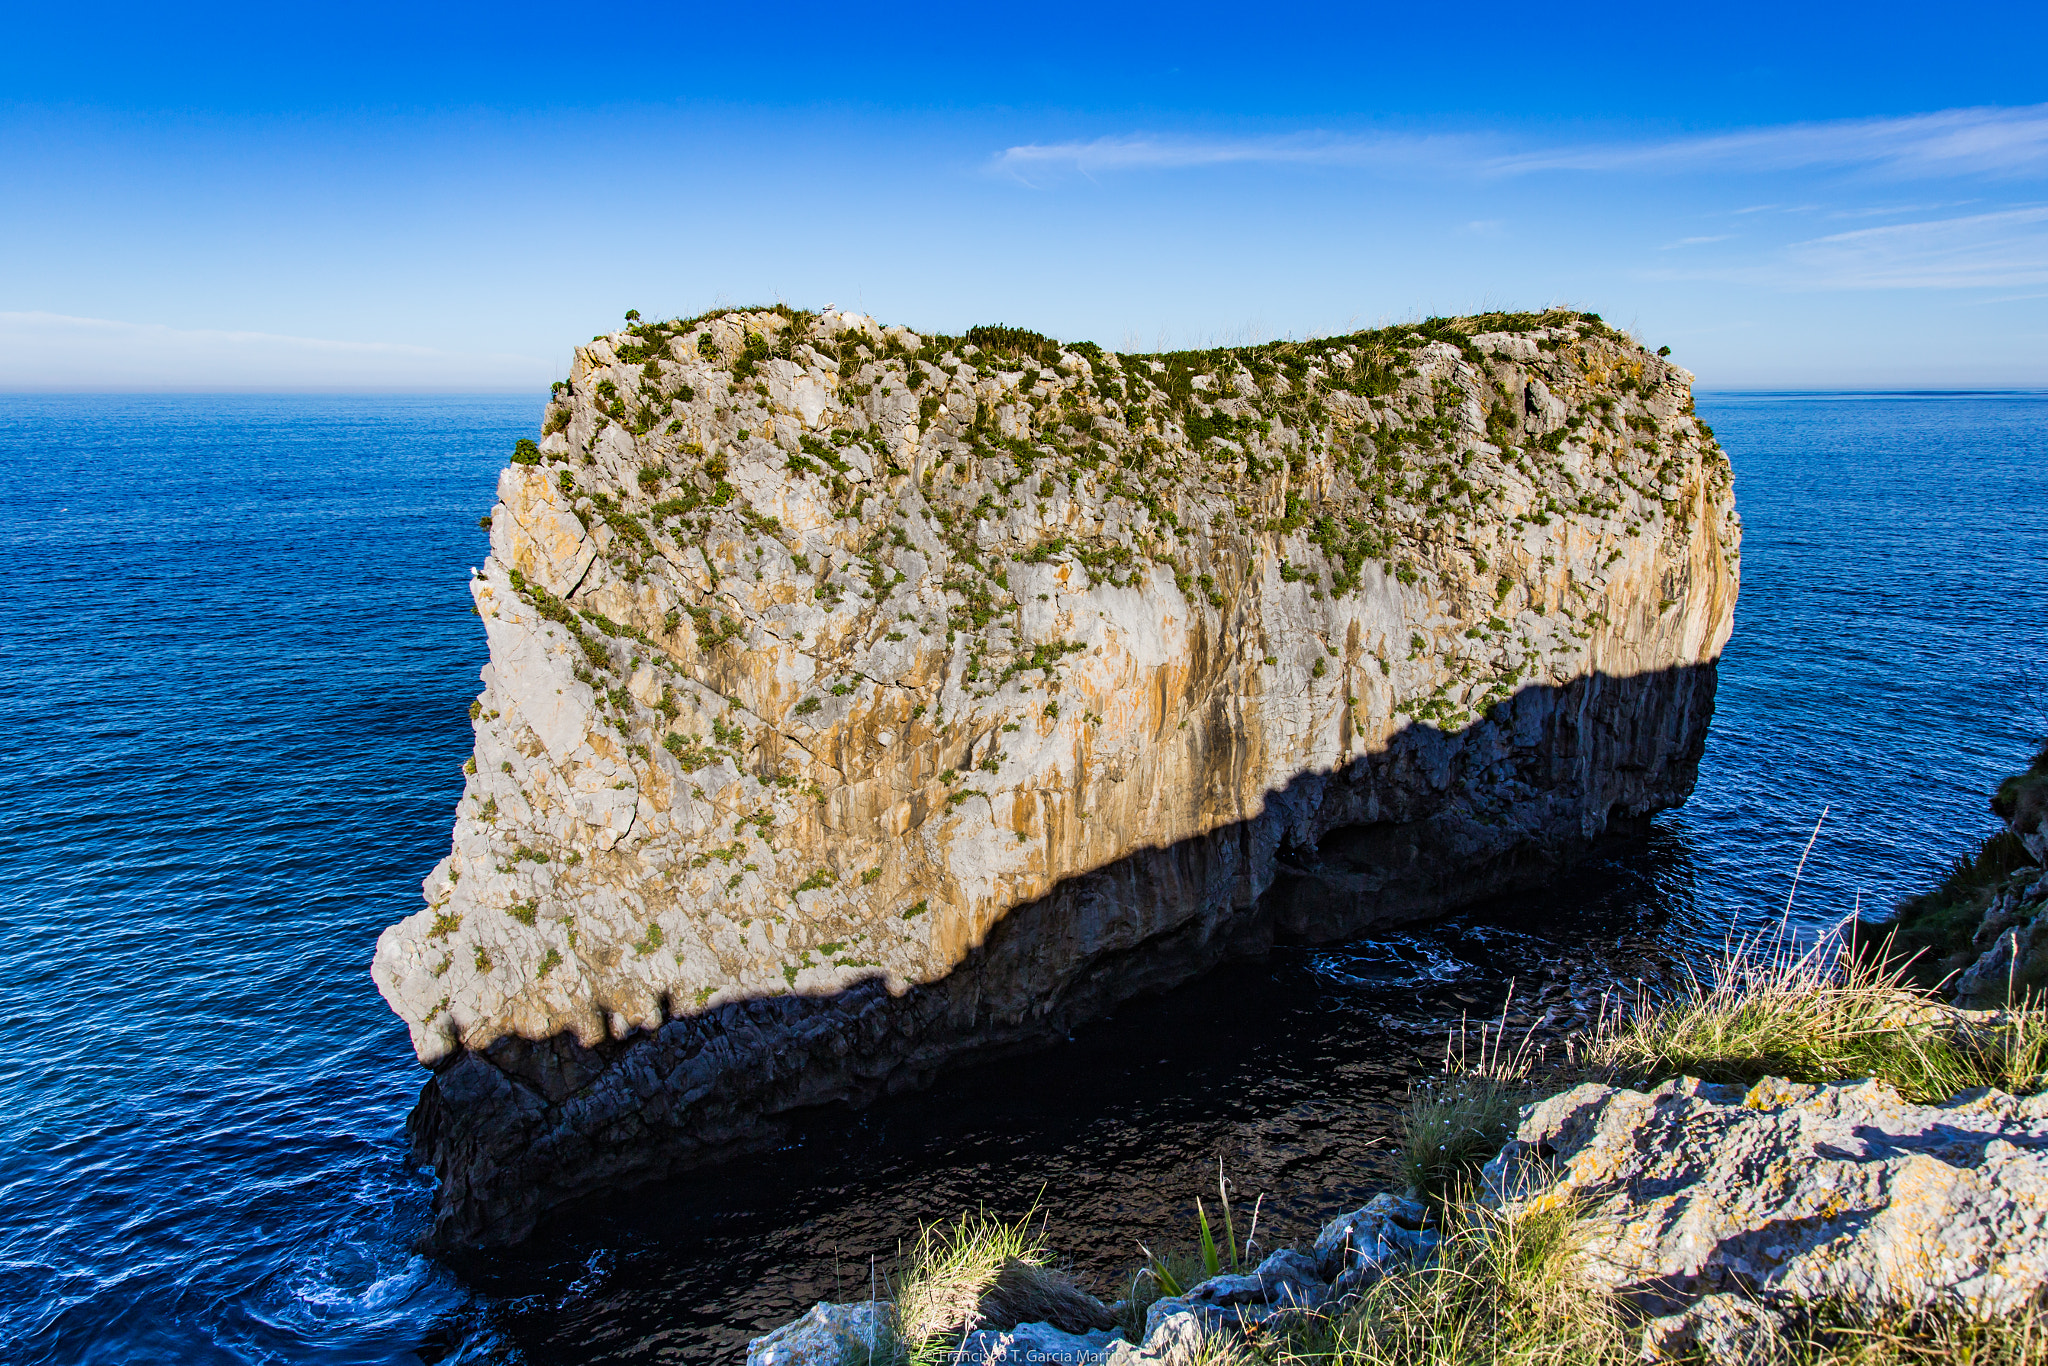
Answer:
[372,308,1740,1247]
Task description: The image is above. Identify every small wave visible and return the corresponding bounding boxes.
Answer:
[1305,935,1472,988]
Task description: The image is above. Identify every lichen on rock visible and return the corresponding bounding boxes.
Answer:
[371,306,1740,1246]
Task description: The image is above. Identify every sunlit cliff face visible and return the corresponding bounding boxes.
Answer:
[372,306,1737,1245]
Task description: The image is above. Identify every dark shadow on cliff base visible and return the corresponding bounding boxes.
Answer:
[429,829,1724,1366]
[409,662,1722,1253]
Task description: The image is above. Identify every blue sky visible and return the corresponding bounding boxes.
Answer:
[5,1,2045,390]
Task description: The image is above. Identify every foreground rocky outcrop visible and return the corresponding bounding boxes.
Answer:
[1489,1075,2048,1359]
[750,1075,2048,1365]
[372,306,1739,1247]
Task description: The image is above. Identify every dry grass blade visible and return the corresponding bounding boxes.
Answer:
[891,1209,1049,1360]
[1585,915,2048,1104]
[1275,1201,1627,1366]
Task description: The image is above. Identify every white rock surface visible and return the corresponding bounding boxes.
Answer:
[745,1299,891,1366]
[1312,1191,1437,1295]
[959,1320,1124,1364]
[375,308,1741,1247]
[1485,1075,2048,1350]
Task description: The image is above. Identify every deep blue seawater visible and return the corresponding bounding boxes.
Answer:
[0,390,2043,1364]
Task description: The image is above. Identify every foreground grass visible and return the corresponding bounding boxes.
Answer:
[1116,925,2048,1363]
[878,1208,1115,1365]
[1284,927,2048,1362]
[1245,1205,2048,1365]
[1582,921,2048,1103]
[1277,1202,1627,1366]
[862,917,2048,1363]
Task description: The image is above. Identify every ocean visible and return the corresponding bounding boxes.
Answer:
[1,390,2042,1363]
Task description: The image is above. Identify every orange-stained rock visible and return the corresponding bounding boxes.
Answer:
[373,308,1740,1247]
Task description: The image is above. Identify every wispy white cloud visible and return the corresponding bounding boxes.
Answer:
[1781,207,2048,289]
[0,311,553,390]
[1965,290,2048,305]
[1823,201,1974,219]
[1490,104,2048,178]
[1645,207,2048,290]
[991,130,1482,181]
[995,104,2048,183]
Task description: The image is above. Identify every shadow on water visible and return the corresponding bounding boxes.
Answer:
[439,824,1722,1364]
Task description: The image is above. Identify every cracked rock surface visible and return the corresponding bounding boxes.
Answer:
[370,307,1739,1246]
[1487,1075,2048,1355]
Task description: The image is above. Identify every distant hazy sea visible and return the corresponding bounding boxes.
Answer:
[0,391,2042,1364]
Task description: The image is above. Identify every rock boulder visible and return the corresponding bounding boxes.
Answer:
[1485,1075,2048,1352]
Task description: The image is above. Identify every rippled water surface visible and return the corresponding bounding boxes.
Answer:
[2,391,2044,1364]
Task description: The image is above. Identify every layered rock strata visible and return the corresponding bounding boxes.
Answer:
[371,307,1740,1247]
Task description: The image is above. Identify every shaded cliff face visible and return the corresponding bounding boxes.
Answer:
[371,308,1739,1246]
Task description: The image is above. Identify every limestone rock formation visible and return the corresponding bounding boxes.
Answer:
[743,1195,1442,1364]
[1485,1075,2048,1353]
[371,307,1740,1246]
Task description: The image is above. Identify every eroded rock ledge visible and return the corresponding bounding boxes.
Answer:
[372,308,1740,1247]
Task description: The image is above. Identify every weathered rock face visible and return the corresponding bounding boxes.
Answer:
[1931,753,2048,1005]
[1487,1076,2048,1356]
[1872,743,2048,1004]
[371,307,1740,1247]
